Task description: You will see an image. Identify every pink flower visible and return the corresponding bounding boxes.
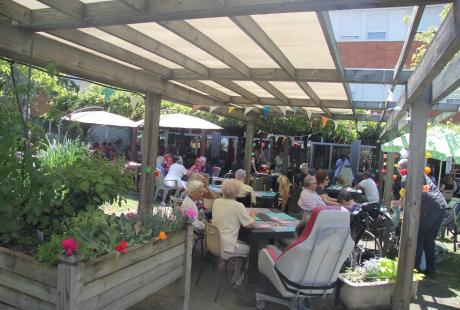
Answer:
[61,238,79,256]
[125,212,138,220]
[115,240,128,254]
[186,208,197,220]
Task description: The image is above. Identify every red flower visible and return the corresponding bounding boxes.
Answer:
[60,238,79,256]
[115,240,128,254]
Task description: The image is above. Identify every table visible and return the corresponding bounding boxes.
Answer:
[125,161,141,191]
[326,186,367,203]
[238,208,298,284]
[254,191,279,208]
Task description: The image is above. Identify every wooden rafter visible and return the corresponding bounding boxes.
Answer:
[432,53,460,103]
[13,0,450,30]
[316,11,355,118]
[231,15,332,116]
[382,2,460,136]
[0,0,31,24]
[35,0,85,19]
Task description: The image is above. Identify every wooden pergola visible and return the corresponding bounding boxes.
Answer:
[1,1,459,309]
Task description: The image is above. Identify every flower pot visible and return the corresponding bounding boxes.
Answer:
[337,274,419,310]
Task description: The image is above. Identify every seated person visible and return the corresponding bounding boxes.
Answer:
[180,180,206,231]
[337,190,361,213]
[355,170,380,203]
[234,169,256,206]
[315,172,340,206]
[164,155,187,189]
[187,156,205,176]
[298,175,326,221]
[212,179,256,288]
[189,173,217,200]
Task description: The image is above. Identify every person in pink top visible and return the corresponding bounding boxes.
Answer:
[187,156,205,175]
[297,175,326,220]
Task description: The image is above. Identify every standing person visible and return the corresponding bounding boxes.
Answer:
[212,179,256,288]
[298,175,326,220]
[355,171,380,203]
[398,159,448,275]
[164,156,187,189]
[334,154,350,178]
[315,172,340,205]
[234,169,256,206]
[277,175,292,212]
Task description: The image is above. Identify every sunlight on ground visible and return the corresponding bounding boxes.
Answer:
[102,197,138,215]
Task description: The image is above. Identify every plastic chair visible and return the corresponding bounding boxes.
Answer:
[154,178,178,203]
[170,197,184,209]
[255,206,354,310]
[212,166,221,178]
[195,223,248,302]
[236,193,252,208]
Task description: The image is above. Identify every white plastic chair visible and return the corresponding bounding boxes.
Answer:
[154,177,178,203]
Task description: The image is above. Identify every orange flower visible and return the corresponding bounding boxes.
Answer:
[157,231,167,240]
[424,166,431,175]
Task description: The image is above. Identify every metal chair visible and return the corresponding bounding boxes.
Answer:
[154,178,178,203]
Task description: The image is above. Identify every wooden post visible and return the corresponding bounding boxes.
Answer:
[244,120,255,179]
[182,221,194,310]
[200,129,206,156]
[130,127,137,161]
[139,92,161,214]
[383,129,398,207]
[57,255,84,310]
[392,88,430,310]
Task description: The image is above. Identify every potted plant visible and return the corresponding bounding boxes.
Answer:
[338,258,424,310]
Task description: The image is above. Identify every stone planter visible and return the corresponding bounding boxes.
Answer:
[337,274,419,310]
[0,224,193,310]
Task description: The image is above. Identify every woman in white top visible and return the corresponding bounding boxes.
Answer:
[180,180,205,231]
[164,156,187,189]
[212,179,255,288]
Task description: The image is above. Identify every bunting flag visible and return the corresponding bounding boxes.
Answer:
[306,110,312,120]
[333,120,338,131]
[244,107,254,114]
[262,106,270,119]
[104,87,115,102]
[129,95,142,107]
[357,122,364,132]
[279,106,287,115]
[228,106,236,113]
[386,85,395,102]
[291,107,299,114]
[192,105,203,112]
[209,106,219,113]
[321,116,328,128]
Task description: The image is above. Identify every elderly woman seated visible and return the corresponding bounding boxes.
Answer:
[212,179,256,288]
[180,180,206,231]
[234,169,256,206]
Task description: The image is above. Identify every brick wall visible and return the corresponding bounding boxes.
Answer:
[338,41,421,69]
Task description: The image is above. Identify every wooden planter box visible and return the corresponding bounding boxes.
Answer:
[337,274,419,310]
[0,224,193,310]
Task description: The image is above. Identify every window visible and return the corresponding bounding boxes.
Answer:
[340,35,360,41]
[367,31,387,40]
[339,11,361,41]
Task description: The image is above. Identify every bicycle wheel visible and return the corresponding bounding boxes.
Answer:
[355,230,382,265]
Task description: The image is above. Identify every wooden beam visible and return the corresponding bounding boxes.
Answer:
[393,6,425,82]
[383,2,460,136]
[383,129,398,207]
[177,80,232,102]
[0,0,31,24]
[36,0,85,19]
[430,111,457,124]
[28,0,450,30]
[0,23,228,109]
[255,81,289,105]
[48,29,171,77]
[432,53,460,103]
[244,121,255,178]
[159,20,250,77]
[171,68,411,83]
[393,88,430,310]
[118,0,148,12]
[297,81,332,116]
[317,11,355,117]
[139,92,161,213]
[100,25,209,77]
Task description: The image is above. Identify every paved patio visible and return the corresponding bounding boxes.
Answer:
[130,245,460,310]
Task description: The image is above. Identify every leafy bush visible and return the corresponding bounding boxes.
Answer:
[343,258,424,283]
[22,138,132,233]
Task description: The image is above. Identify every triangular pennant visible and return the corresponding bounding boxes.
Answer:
[386,85,395,102]
[104,87,115,102]
[321,116,328,128]
[244,107,254,115]
[333,120,338,131]
[291,107,299,113]
[228,106,236,113]
[279,106,287,115]
[209,106,219,113]
[192,105,203,112]
[306,110,312,119]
